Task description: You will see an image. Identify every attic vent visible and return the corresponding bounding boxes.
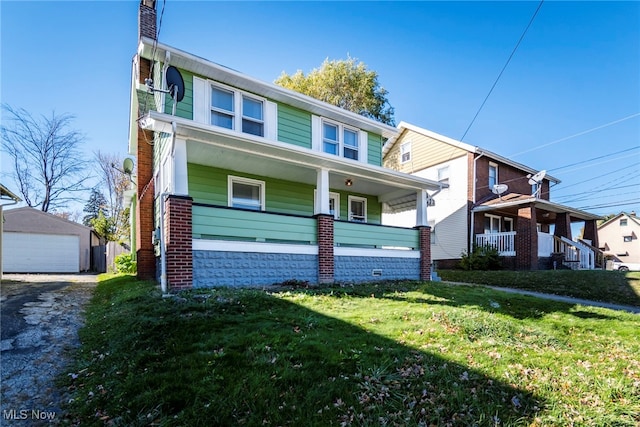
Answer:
[372,269,383,277]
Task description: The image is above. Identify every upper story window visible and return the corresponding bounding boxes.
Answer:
[322,120,359,160]
[438,166,450,185]
[620,219,628,226]
[242,96,264,136]
[401,142,411,163]
[623,236,633,242]
[210,84,265,137]
[488,163,498,189]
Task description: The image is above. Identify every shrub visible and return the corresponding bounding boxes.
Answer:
[114,253,137,274]
[459,244,502,270]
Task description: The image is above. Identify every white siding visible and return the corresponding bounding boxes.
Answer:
[382,156,469,260]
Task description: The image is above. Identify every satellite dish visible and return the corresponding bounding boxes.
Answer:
[527,170,546,185]
[492,184,508,196]
[165,66,185,102]
[123,158,134,175]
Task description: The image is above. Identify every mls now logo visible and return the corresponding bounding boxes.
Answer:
[3,409,56,421]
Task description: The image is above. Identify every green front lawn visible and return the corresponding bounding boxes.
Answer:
[61,275,640,426]
[438,270,640,307]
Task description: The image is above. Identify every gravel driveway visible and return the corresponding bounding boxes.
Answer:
[1,274,97,426]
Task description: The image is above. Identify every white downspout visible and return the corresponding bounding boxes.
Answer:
[159,121,177,295]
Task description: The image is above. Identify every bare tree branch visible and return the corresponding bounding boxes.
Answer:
[1,104,91,212]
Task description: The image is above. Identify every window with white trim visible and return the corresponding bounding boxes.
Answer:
[488,163,498,189]
[401,142,411,163]
[228,176,265,211]
[484,214,501,233]
[314,190,340,219]
[620,219,628,226]
[211,84,265,137]
[322,120,359,160]
[438,166,450,185]
[504,217,514,232]
[348,196,367,223]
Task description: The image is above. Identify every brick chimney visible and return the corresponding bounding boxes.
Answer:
[135,0,157,281]
[139,0,157,41]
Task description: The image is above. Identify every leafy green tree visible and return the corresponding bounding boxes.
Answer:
[83,188,108,227]
[91,211,116,242]
[275,56,395,126]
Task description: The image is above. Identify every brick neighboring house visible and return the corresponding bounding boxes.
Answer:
[129,1,443,291]
[383,122,601,270]
[598,212,640,265]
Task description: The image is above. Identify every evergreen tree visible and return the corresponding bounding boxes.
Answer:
[83,188,107,227]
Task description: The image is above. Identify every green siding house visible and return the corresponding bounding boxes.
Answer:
[129,33,444,291]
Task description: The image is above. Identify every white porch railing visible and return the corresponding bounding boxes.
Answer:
[555,236,595,270]
[475,231,516,256]
[475,232,595,270]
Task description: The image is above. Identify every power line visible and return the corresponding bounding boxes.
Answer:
[554,184,640,204]
[460,0,544,141]
[548,146,640,173]
[552,164,639,193]
[577,200,640,211]
[509,112,640,158]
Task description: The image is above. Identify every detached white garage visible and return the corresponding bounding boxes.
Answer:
[2,207,97,273]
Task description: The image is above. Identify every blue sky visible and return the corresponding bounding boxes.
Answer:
[2,1,639,217]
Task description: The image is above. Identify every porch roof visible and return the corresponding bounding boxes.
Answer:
[143,111,446,214]
[0,184,21,203]
[472,193,600,221]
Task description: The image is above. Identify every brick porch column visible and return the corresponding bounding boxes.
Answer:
[418,226,432,281]
[554,212,572,240]
[136,126,156,280]
[317,214,334,284]
[165,195,193,290]
[582,219,599,248]
[515,204,538,270]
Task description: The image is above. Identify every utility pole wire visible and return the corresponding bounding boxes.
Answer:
[460,0,544,141]
[510,112,640,157]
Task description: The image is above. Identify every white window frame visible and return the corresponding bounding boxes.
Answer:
[210,85,236,130]
[620,219,628,226]
[504,217,514,232]
[210,82,266,137]
[437,165,450,185]
[241,94,265,137]
[227,175,266,211]
[401,142,411,163]
[484,214,501,233]
[314,190,340,219]
[488,162,498,189]
[348,195,367,223]
[321,119,360,161]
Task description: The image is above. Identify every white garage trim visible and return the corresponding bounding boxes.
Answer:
[3,232,80,273]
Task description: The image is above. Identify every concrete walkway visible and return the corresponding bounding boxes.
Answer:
[443,281,640,314]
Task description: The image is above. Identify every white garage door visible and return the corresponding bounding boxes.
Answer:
[3,232,79,273]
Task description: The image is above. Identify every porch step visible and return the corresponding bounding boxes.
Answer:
[431,271,442,282]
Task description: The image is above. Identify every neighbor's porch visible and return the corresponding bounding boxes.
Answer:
[475,231,596,270]
[472,195,601,270]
